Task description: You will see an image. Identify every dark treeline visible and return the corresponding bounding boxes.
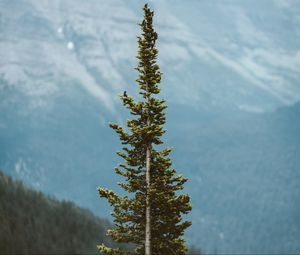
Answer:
[0,170,126,254]
[0,171,200,254]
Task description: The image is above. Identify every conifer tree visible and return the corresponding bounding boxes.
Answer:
[98,4,192,255]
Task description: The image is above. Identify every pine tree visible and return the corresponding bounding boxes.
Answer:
[98,4,192,255]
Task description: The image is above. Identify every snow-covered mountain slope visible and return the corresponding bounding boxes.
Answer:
[1,0,300,113]
[1,0,300,253]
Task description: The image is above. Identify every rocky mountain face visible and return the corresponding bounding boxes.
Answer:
[1,0,299,253]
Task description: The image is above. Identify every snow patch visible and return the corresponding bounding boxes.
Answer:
[67,41,74,50]
[57,27,63,34]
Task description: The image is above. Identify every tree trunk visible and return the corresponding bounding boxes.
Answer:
[145,118,151,255]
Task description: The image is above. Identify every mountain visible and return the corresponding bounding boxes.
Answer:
[166,102,300,253]
[0,170,200,254]
[1,0,299,112]
[0,170,127,254]
[0,0,299,253]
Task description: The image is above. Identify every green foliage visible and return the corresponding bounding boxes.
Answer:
[0,171,123,254]
[98,4,192,255]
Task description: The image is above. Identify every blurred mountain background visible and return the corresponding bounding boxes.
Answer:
[0,171,117,254]
[0,0,299,253]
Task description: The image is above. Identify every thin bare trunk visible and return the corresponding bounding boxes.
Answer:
[145,121,151,255]
[145,101,151,255]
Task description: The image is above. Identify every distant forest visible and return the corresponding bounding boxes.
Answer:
[0,171,201,254]
[0,170,125,254]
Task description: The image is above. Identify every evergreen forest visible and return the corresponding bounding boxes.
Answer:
[0,170,127,254]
